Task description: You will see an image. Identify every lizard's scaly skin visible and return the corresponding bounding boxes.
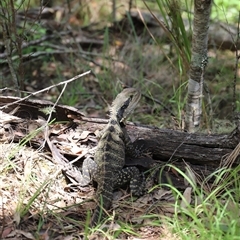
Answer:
[78,88,144,226]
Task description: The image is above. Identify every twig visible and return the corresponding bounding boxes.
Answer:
[41,80,69,148]
[0,32,70,59]
[0,46,118,73]
[0,70,91,110]
[0,50,75,64]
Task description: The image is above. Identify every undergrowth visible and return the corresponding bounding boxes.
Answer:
[158,164,240,240]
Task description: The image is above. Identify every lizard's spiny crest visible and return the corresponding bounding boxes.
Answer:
[110,88,141,122]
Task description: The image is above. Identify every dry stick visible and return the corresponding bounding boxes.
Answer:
[0,48,114,72]
[26,71,89,149]
[0,70,92,110]
[40,82,68,149]
[0,50,79,64]
[46,81,68,124]
[0,50,70,66]
[41,79,75,149]
[0,33,70,59]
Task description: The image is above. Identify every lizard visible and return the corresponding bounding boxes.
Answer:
[77,88,145,226]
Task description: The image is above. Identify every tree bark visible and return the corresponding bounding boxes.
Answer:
[186,0,212,132]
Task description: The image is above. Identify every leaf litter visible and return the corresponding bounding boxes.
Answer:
[0,122,182,239]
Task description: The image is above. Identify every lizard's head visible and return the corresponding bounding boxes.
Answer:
[110,88,141,123]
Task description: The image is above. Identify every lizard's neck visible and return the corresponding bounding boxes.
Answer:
[109,117,125,129]
[110,96,132,123]
[109,88,141,123]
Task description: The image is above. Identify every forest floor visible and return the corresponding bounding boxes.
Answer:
[0,2,240,240]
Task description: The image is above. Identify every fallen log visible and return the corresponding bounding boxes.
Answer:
[78,117,240,168]
[0,96,239,170]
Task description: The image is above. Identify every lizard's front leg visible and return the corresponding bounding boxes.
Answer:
[114,167,145,196]
[121,125,143,158]
[77,157,97,186]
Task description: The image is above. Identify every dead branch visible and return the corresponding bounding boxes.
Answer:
[79,118,240,166]
[0,96,239,169]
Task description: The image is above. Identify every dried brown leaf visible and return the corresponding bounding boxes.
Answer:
[180,187,192,210]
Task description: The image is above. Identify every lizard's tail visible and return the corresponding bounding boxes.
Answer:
[90,182,113,226]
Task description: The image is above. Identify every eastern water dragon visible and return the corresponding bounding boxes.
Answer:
[78,88,145,226]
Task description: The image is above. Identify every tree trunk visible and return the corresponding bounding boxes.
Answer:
[186,0,212,132]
